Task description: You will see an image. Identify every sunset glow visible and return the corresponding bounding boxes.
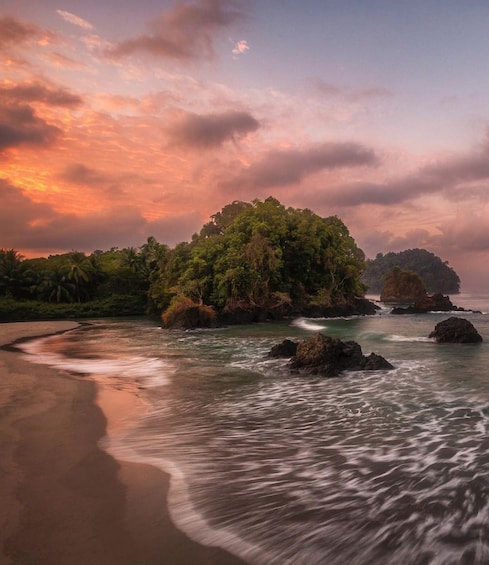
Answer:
[2,0,489,290]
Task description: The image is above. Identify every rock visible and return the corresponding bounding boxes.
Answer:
[391,293,465,315]
[302,297,380,318]
[268,339,298,358]
[217,296,379,326]
[363,352,395,370]
[288,333,393,377]
[380,267,427,303]
[429,317,483,343]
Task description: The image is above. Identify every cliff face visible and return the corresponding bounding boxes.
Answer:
[380,267,427,303]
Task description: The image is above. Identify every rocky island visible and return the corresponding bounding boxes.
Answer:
[269,333,394,377]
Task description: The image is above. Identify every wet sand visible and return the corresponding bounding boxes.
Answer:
[0,321,247,565]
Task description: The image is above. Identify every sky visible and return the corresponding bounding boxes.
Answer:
[2,0,489,291]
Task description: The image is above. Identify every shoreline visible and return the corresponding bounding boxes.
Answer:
[0,321,247,565]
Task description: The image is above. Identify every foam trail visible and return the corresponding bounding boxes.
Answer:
[292,317,328,331]
[18,336,173,385]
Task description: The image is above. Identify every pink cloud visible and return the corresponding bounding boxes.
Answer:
[166,110,260,148]
[105,0,247,61]
[220,141,379,191]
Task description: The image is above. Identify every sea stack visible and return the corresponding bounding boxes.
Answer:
[429,317,483,343]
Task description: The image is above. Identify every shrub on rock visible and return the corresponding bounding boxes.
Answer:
[162,296,216,329]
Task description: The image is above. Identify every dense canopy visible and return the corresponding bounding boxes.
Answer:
[362,249,461,295]
[0,198,369,321]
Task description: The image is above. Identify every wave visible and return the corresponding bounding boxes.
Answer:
[102,429,280,565]
[291,317,328,331]
[385,334,434,343]
[18,336,173,387]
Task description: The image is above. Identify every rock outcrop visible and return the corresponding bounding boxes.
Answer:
[302,297,379,318]
[269,333,394,377]
[268,339,298,358]
[429,317,483,343]
[391,293,469,315]
[380,267,427,303]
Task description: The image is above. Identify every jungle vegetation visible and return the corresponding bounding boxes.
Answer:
[361,248,461,295]
[0,197,368,321]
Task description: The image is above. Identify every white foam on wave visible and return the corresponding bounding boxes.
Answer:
[18,336,173,387]
[102,433,282,565]
[291,317,328,331]
[385,334,434,343]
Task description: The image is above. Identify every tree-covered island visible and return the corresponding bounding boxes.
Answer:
[362,248,461,295]
[1,197,379,325]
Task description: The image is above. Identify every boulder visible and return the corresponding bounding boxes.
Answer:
[268,339,298,358]
[287,333,394,377]
[363,352,396,370]
[429,317,483,343]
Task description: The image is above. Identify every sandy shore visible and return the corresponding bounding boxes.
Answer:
[0,321,247,565]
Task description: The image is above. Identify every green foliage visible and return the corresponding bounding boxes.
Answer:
[380,267,427,303]
[362,249,461,294]
[0,249,37,299]
[157,197,367,317]
[161,296,216,329]
[0,294,145,322]
[2,199,368,322]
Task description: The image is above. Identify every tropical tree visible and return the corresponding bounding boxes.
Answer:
[67,251,91,303]
[362,249,461,294]
[40,267,76,303]
[0,249,31,298]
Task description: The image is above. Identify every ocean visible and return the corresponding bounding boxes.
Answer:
[17,294,489,564]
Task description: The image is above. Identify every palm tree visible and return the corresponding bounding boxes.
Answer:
[41,268,76,303]
[120,247,143,273]
[67,251,90,303]
[0,249,26,298]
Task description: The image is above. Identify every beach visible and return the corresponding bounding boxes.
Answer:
[0,321,246,565]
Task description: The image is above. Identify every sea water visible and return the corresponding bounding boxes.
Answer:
[17,296,489,564]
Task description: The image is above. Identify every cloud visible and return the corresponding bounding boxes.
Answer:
[166,110,260,148]
[0,178,202,252]
[105,0,247,61]
[0,104,60,151]
[56,10,94,30]
[57,163,141,197]
[315,80,392,101]
[0,80,83,153]
[320,138,489,207]
[0,16,55,51]
[47,52,87,70]
[58,163,110,187]
[221,141,378,190]
[0,81,83,108]
[232,39,249,55]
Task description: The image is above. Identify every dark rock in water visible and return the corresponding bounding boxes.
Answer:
[219,297,379,326]
[288,333,394,377]
[363,352,395,370]
[268,339,298,358]
[302,297,379,318]
[429,317,483,343]
[392,293,467,315]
